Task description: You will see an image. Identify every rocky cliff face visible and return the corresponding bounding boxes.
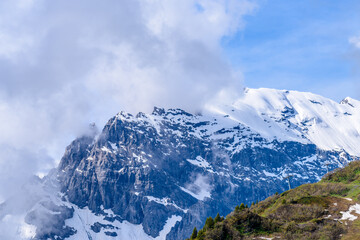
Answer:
[8,88,360,240]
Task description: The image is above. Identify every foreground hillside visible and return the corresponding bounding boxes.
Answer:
[188,161,360,240]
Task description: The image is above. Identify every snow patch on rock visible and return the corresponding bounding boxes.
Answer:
[340,203,360,221]
[180,175,212,201]
[65,203,181,240]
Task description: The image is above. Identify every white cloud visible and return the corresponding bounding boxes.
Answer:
[350,36,360,49]
[0,0,256,202]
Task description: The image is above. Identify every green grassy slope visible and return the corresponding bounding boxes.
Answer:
[187,161,360,240]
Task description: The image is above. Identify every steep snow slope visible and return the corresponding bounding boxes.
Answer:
[65,204,182,240]
[206,88,360,155]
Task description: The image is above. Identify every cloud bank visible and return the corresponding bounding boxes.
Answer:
[0,0,256,201]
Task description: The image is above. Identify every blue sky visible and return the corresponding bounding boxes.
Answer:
[224,0,360,101]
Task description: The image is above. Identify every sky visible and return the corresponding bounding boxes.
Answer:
[224,0,360,101]
[0,0,359,202]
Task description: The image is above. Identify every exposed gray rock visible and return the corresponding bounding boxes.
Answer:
[49,107,357,240]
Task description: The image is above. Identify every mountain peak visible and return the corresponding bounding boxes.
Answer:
[340,96,359,108]
[152,106,166,116]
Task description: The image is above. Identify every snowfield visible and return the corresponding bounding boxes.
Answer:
[65,204,182,240]
[205,88,360,156]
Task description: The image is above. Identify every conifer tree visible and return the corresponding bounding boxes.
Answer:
[239,203,245,210]
[214,213,221,223]
[204,216,215,229]
[197,229,205,239]
[190,227,197,239]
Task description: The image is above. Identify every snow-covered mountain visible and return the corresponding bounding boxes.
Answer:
[208,88,360,156]
[1,88,360,240]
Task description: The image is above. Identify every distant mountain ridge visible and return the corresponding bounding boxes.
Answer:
[2,88,360,240]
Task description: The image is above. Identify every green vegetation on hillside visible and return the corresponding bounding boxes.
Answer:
[187,161,360,240]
